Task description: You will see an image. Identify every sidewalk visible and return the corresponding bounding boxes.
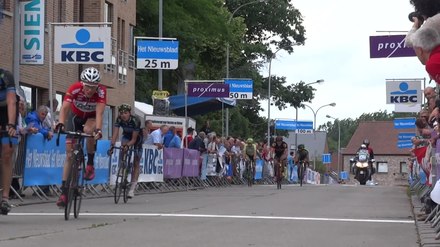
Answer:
[411,194,440,247]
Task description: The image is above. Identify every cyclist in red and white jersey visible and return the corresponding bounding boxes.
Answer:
[56,67,106,208]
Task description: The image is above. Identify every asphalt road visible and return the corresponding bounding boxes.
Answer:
[0,184,418,247]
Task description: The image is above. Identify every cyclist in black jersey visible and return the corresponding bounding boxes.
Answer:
[109,103,142,198]
[0,68,17,215]
[271,136,288,179]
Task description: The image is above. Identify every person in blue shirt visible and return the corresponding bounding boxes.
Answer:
[25,105,53,140]
[166,126,182,148]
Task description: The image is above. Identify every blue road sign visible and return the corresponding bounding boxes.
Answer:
[398,132,416,141]
[340,171,348,180]
[224,79,253,100]
[322,153,331,164]
[136,39,179,70]
[397,140,413,149]
[275,120,296,131]
[393,118,416,129]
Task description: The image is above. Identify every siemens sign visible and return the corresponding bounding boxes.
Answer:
[20,0,45,65]
[54,27,111,64]
[386,80,421,104]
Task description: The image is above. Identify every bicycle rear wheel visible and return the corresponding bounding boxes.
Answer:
[74,165,84,218]
[299,163,304,187]
[114,164,125,204]
[278,164,282,190]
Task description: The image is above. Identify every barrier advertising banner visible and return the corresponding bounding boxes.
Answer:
[163,148,183,179]
[182,149,200,177]
[24,134,110,186]
[139,145,164,182]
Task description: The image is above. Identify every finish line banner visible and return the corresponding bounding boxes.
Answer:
[369,35,415,58]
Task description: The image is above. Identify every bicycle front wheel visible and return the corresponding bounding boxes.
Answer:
[299,164,304,187]
[65,160,78,220]
[74,169,84,218]
[114,164,125,204]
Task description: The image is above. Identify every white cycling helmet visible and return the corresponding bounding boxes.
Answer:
[80,67,101,84]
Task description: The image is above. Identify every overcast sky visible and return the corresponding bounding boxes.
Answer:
[262,0,428,129]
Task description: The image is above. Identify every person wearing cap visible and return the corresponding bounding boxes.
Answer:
[183,127,194,148]
[109,103,142,199]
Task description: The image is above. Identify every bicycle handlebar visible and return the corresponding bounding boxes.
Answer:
[56,129,95,147]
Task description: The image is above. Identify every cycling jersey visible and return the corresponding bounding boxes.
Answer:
[272,141,288,158]
[64,81,107,119]
[0,69,16,105]
[0,69,17,128]
[115,114,142,144]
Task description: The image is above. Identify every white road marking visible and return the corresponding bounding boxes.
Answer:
[9,212,414,224]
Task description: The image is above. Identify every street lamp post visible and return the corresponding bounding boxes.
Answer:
[225,0,267,137]
[293,80,325,151]
[303,102,336,131]
[327,115,341,178]
[267,47,285,147]
[301,102,335,170]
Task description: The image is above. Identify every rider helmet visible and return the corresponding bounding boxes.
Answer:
[360,144,367,149]
[246,138,253,144]
[80,67,101,85]
[363,139,370,145]
[298,144,305,150]
[275,136,283,142]
[118,103,132,113]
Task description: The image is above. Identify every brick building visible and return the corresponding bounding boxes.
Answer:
[0,0,136,138]
[342,121,411,186]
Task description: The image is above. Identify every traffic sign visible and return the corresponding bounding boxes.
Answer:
[322,153,331,164]
[224,79,253,100]
[398,132,416,141]
[275,120,314,134]
[136,39,179,70]
[397,140,413,149]
[393,118,416,129]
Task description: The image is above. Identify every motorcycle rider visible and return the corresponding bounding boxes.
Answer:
[363,139,375,180]
[353,144,370,180]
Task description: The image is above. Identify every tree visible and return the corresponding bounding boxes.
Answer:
[135,0,310,138]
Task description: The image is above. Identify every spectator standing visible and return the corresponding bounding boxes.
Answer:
[183,127,194,148]
[43,99,58,131]
[168,127,182,148]
[144,124,169,149]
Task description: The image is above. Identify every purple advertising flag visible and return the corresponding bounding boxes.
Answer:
[163,148,183,179]
[369,35,416,58]
[187,83,229,97]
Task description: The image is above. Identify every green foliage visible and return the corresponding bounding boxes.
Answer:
[135,0,308,138]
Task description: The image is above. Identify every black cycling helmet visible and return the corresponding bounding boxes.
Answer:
[363,139,370,145]
[275,136,283,141]
[118,103,132,113]
[298,144,305,150]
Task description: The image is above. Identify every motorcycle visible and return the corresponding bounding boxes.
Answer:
[351,154,374,185]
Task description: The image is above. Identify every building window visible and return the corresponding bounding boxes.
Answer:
[376,162,388,174]
[400,162,408,174]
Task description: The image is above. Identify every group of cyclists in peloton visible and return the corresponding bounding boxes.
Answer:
[0,66,310,215]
